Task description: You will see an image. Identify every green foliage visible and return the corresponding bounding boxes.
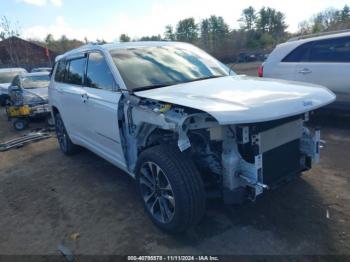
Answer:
[239,6,256,30]
[256,7,287,38]
[175,18,198,43]
[139,35,162,41]
[32,34,83,54]
[199,16,230,57]
[164,25,175,41]
[119,33,131,42]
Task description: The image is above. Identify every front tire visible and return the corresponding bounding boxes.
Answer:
[136,145,206,233]
[55,113,79,155]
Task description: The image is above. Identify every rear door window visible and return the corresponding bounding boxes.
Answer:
[282,42,313,62]
[65,57,87,85]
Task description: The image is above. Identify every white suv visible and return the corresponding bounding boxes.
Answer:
[49,42,335,233]
[260,31,350,111]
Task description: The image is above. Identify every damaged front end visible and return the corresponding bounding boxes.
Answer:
[220,114,321,203]
[121,94,322,204]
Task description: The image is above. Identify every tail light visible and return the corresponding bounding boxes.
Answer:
[258,65,263,77]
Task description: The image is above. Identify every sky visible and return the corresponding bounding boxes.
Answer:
[1,0,349,42]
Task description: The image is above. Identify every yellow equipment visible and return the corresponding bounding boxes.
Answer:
[6,105,31,131]
[7,105,31,118]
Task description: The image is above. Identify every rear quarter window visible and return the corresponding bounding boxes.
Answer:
[309,36,350,63]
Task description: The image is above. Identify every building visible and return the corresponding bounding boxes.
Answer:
[0,36,57,71]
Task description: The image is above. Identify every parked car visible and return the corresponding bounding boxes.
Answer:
[260,31,350,111]
[31,67,52,73]
[49,42,335,233]
[0,68,27,106]
[8,72,52,129]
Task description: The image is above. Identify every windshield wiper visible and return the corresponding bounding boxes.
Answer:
[184,75,224,84]
[133,83,176,92]
[133,75,225,92]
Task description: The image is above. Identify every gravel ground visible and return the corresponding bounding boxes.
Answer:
[0,64,349,256]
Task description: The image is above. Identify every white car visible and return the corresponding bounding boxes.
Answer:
[260,31,350,111]
[49,42,335,233]
[0,68,27,106]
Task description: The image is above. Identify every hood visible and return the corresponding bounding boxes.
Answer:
[23,87,48,102]
[135,75,336,125]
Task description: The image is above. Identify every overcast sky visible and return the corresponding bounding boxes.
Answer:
[2,0,349,42]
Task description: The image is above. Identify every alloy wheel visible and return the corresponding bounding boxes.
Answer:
[55,117,68,151]
[139,161,175,223]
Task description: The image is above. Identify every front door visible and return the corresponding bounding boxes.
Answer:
[83,51,126,167]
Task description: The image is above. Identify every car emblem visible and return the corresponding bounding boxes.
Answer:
[303,100,313,106]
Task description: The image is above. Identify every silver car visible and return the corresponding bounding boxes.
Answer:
[260,30,350,111]
[8,72,51,118]
[0,68,27,106]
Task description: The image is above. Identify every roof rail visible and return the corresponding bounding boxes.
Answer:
[288,28,350,42]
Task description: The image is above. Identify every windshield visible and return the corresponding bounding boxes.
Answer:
[22,75,50,89]
[110,44,232,91]
[0,71,23,84]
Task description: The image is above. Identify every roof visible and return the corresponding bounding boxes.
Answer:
[56,41,189,61]
[288,29,350,42]
[280,31,350,49]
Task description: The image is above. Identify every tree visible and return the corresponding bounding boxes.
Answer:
[119,33,130,42]
[199,15,229,54]
[95,39,107,44]
[239,6,256,30]
[175,18,198,43]
[341,5,350,21]
[0,16,21,66]
[256,7,287,38]
[139,35,162,41]
[164,25,175,41]
[209,16,229,54]
[298,5,350,35]
[45,34,54,45]
[200,18,211,50]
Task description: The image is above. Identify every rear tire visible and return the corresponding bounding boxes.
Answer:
[136,145,206,233]
[54,112,79,155]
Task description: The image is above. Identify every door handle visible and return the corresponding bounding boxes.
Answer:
[298,68,312,74]
[81,93,89,103]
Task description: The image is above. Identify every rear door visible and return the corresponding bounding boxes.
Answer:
[53,55,91,143]
[295,36,350,105]
[275,42,313,80]
[83,51,125,166]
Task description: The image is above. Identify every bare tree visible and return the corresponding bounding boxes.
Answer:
[0,16,21,66]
